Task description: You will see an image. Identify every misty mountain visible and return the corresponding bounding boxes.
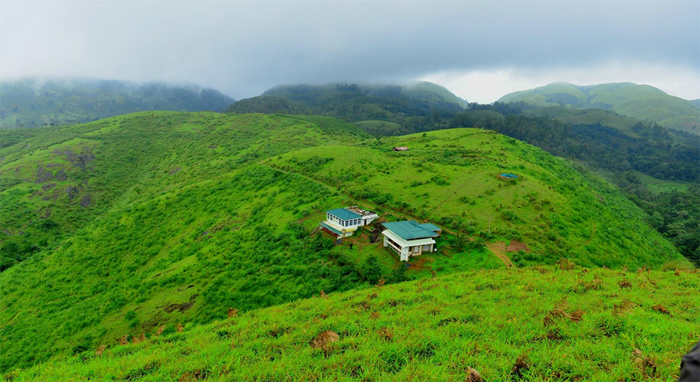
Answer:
[0,78,234,129]
[225,82,467,135]
[498,82,700,135]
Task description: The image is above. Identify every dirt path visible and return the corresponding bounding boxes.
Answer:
[487,242,515,268]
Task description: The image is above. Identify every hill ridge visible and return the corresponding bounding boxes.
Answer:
[498,82,700,135]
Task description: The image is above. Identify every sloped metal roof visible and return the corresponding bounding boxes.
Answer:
[319,222,342,235]
[382,220,440,240]
[327,208,362,220]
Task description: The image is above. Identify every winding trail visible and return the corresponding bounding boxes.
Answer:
[486,242,515,268]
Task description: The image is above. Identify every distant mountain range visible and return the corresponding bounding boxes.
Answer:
[498,82,700,135]
[0,78,234,129]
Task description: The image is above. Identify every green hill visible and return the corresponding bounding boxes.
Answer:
[225,82,467,135]
[0,112,687,373]
[0,78,234,129]
[498,83,700,135]
[521,107,640,132]
[6,265,698,382]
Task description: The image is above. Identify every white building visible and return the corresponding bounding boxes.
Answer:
[318,206,379,239]
[382,220,441,261]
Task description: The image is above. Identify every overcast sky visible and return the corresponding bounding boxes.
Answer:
[1,0,699,103]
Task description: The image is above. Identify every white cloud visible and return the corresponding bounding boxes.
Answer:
[420,61,700,103]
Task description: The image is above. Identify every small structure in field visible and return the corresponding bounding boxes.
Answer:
[381,220,441,261]
[498,173,518,180]
[318,206,379,239]
[393,146,409,151]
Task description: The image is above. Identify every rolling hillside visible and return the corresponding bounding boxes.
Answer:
[445,106,700,263]
[0,78,234,129]
[6,265,698,381]
[0,112,688,373]
[498,83,700,135]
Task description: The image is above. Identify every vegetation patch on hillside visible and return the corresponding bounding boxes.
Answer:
[7,265,698,382]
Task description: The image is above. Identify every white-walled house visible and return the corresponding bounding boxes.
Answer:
[318,207,379,239]
[382,220,441,261]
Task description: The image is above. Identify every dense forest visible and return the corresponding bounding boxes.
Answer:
[226,83,466,126]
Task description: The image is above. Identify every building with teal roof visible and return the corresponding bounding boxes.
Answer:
[318,206,379,239]
[381,220,441,261]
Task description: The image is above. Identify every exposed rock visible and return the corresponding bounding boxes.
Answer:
[41,183,57,191]
[35,166,53,183]
[55,170,68,181]
[80,195,92,208]
[65,186,79,200]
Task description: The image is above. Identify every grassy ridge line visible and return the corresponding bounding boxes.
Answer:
[498,82,700,135]
[8,265,699,382]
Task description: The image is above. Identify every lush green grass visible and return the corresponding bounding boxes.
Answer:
[353,120,402,136]
[0,78,233,129]
[0,112,689,374]
[499,82,700,135]
[268,129,684,268]
[0,111,357,271]
[6,265,698,381]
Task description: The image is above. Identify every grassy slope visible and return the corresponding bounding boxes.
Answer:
[0,78,234,129]
[0,112,363,270]
[499,83,700,135]
[8,265,699,382]
[0,113,688,374]
[268,129,683,268]
[0,112,377,371]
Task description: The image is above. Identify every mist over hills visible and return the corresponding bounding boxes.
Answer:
[226,81,468,136]
[0,78,234,129]
[498,82,700,135]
